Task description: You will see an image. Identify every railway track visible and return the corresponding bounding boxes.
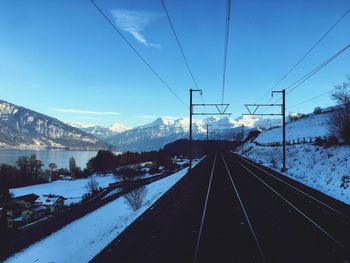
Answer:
[193,152,266,262]
[93,151,350,262]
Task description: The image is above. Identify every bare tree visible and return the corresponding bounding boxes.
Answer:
[86,176,99,195]
[124,186,147,211]
[328,75,350,144]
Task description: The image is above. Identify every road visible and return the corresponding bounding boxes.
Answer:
[93,151,350,262]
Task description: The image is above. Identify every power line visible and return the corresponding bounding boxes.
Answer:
[221,0,232,106]
[255,7,350,104]
[258,42,350,114]
[287,89,336,109]
[160,0,206,112]
[160,0,199,89]
[286,43,350,95]
[88,0,188,108]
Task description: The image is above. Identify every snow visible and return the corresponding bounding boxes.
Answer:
[238,109,350,205]
[256,112,330,144]
[36,196,61,206]
[10,175,117,205]
[102,188,122,199]
[5,160,202,263]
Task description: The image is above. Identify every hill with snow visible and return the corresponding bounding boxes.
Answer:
[238,107,350,205]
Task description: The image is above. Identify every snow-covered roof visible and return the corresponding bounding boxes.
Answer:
[37,195,64,206]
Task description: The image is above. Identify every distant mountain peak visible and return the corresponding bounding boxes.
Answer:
[109,123,129,133]
[0,100,111,150]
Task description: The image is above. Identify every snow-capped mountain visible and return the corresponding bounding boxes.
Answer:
[109,123,128,133]
[68,122,129,140]
[105,116,280,152]
[0,100,111,150]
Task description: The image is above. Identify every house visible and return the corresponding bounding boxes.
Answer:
[0,207,15,228]
[12,194,39,209]
[21,205,49,221]
[36,195,65,213]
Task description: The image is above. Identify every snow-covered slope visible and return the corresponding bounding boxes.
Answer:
[238,108,350,205]
[256,113,330,144]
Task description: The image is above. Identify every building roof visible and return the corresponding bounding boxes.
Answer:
[13,194,39,203]
[36,195,65,206]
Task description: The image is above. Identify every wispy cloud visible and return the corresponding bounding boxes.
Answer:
[111,9,161,48]
[50,108,120,115]
[78,117,103,120]
[138,114,157,119]
[138,115,181,120]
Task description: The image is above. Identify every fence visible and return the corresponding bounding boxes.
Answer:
[254,136,328,147]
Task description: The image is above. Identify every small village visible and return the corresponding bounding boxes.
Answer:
[3,193,65,229]
[0,156,189,232]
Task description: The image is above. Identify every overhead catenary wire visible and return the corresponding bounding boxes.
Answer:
[286,43,350,95]
[160,0,199,89]
[221,0,232,106]
[88,0,188,108]
[287,88,336,109]
[258,42,350,114]
[160,0,206,112]
[255,7,350,104]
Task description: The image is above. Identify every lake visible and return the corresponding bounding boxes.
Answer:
[0,149,99,169]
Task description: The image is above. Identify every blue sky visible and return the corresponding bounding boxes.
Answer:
[0,0,349,127]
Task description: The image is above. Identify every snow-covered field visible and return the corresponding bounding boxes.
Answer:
[239,109,350,205]
[5,160,202,263]
[10,175,117,205]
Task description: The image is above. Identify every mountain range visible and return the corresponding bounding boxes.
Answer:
[73,116,281,152]
[0,100,281,152]
[0,100,110,150]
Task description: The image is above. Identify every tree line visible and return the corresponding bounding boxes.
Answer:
[87,149,174,173]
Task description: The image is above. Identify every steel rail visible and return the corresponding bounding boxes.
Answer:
[237,155,350,222]
[221,152,267,263]
[193,152,218,263]
[235,157,348,253]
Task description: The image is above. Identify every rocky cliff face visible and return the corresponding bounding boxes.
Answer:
[0,100,111,150]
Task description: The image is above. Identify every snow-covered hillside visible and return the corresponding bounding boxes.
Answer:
[239,108,350,205]
[256,113,330,144]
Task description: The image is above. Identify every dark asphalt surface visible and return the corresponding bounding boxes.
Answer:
[92,151,350,263]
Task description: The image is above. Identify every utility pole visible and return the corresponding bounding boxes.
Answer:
[272,89,286,172]
[189,89,202,169]
[206,124,212,140]
[189,89,231,169]
[243,89,287,172]
[241,124,244,155]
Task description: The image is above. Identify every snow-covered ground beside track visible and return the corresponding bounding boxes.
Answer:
[237,109,350,205]
[5,159,202,263]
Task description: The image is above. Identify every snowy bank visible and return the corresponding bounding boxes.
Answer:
[238,109,350,205]
[5,160,202,263]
